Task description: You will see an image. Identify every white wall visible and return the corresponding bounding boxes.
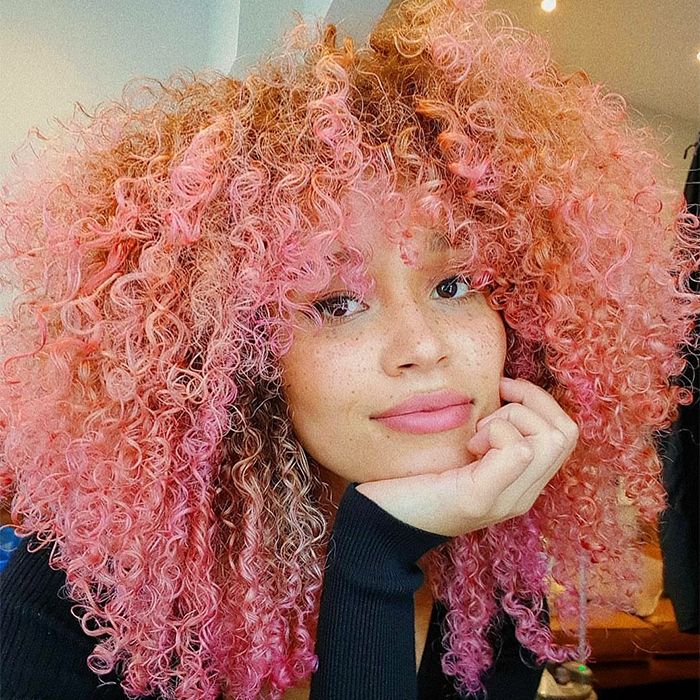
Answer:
[0,0,212,177]
[208,0,241,74]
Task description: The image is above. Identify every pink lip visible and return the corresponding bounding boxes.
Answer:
[372,391,473,435]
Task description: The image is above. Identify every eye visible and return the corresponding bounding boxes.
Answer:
[312,293,367,322]
[432,275,472,300]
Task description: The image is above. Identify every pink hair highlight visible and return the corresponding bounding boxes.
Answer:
[0,0,698,696]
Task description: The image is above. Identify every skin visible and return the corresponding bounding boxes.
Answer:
[281,227,506,501]
[280,225,579,537]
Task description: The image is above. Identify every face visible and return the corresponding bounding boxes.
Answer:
[279,225,507,498]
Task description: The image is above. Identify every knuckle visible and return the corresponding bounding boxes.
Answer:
[550,428,570,449]
[462,498,489,520]
[557,420,580,445]
[507,498,530,518]
[567,420,580,441]
[519,501,535,516]
[519,492,539,515]
[514,442,534,461]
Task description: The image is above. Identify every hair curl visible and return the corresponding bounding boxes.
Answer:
[1,1,698,698]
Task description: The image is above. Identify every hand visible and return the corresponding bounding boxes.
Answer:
[355,377,579,537]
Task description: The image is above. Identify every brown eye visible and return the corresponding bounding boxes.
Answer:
[433,276,471,300]
[313,294,365,321]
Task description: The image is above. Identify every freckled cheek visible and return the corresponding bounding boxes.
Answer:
[284,339,375,419]
[448,314,506,399]
[449,310,506,354]
[314,343,376,411]
[480,320,507,361]
[472,318,508,410]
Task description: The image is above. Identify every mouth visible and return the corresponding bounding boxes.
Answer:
[371,391,474,435]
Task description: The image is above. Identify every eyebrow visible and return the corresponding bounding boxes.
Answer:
[428,234,451,252]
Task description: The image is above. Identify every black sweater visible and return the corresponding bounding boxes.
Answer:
[0,483,543,699]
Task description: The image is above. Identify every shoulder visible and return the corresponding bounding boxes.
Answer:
[0,538,125,699]
[1,537,88,644]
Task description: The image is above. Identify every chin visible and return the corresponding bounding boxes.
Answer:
[389,437,475,479]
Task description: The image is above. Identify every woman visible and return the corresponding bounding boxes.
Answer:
[0,0,697,698]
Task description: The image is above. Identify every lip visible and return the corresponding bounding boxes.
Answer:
[371,390,473,435]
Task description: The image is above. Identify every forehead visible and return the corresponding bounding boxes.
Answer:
[327,225,455,269]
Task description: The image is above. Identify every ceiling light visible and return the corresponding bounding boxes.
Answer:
[541,0,557,12]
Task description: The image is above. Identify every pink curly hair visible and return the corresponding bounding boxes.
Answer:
[1,0,698,697]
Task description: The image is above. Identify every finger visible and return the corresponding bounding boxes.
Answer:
[472,402,574,475]
[506,430,578,514]
[467,416,533,461]
[508,457,565,516]
[499,377,579,438]
[457,422,535,508]
[475,402,552,438]
[473,405,576,515]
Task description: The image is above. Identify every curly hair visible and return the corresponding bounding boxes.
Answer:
[1,0,698,697]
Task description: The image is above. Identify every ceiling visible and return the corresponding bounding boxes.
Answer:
[484,0,698,124]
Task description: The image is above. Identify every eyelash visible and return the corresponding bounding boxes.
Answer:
[431,275,472,301]
[311,275,473,325]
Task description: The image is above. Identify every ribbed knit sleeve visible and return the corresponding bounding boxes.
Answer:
[309,482,450,700]
[0,538,127,699]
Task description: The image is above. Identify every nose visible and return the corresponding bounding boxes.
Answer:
[379,299,449,376]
